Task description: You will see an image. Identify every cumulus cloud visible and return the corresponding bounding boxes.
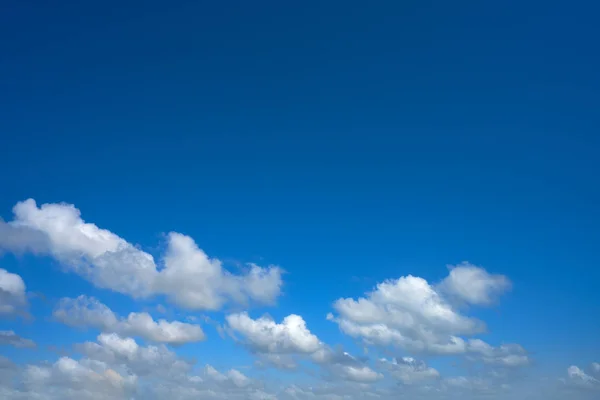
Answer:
[328,265,525,360]
[379,356,440,384]
[21,356,137,399]
[439,262,511,306]
[567,365,600,389]
[0,199,283,310]
[226,312,383,383]
[0,331,35,348]
[74,333,277,399]
[0,268,28,316]
[226,312,322,354]
[0,333,275,400]
[328,272,483,354]
[0,332,586,400]
[76,333,194,379]
[53,295,205,344]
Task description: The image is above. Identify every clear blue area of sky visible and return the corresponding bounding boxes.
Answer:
[1,0,599,379]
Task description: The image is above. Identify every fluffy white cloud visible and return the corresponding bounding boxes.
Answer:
[0,330,276,400]
[0,199,282,310]
[53,295,205,344]
[0,268,28,316]
[379,357,440,384]
[226,312,383,384]
[328,266,525,360]
[77,333,194,378]
[0,331,35,348]
[77,334,278,399]
[592,362,600,373]
[439,262,511,306]
[329,272,484,354]
[156,232,282,310]
[226,312,322,354]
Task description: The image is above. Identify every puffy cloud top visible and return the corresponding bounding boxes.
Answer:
[226,312,322,354]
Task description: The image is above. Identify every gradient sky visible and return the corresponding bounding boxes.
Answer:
[1,1,599,399]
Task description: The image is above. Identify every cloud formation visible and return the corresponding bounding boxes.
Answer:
[0,199,283,310]
[226,312,322,354]
[566,365,600,390]
[327,264,522,360]
[53,295,205,344]
[379,356,440,384]
[0,268,28,316]
[23,356,137,400]
[0,199,595,400]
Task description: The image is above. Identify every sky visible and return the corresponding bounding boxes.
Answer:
[0,1,599,399]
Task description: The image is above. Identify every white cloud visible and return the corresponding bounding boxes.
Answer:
[328,266,526,360]
[0,331,35,348]
[53,295,205,344]
[567,365,600,389]
[592,362,600,373]
[2,334,275,400]
[77,333,194,379]
[156,232,282,310]
[329,272,485,354]
[226,312,322,354]
[226,313,382,384]
[311,347,382,383]
[439,262,511,306]
[379,357,440,384]
[0,199,283,310]
[81,336,268,399]
[0,268,28,316]
[467,339,529,367]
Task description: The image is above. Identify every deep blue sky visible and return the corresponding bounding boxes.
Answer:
[0,1,599,398]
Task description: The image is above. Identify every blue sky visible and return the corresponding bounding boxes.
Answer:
[0,1,599,399]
